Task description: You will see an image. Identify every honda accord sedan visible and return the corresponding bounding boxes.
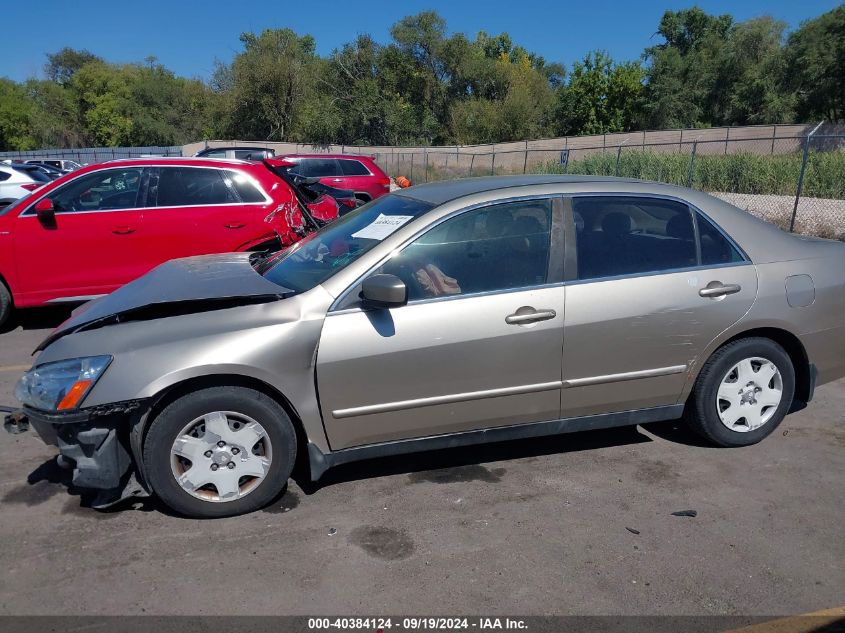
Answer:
[10,175,845,517]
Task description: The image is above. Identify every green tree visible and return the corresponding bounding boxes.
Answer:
[0,79,37,150]
[784,5,845,122]
[554,51,644,135]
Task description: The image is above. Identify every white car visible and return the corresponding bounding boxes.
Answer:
[0,164,51,209]
[24,159,83,172]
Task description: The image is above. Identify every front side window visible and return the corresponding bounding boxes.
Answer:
[259,194,434,294]
[572,196,697,280]
[154,167,236,207]
[201,149,227,158]
[376,199,553,301]
[43,168,143,213]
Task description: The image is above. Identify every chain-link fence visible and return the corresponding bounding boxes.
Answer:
[374,129,845,239]
[3,127,842,238]
[0,145,183,163]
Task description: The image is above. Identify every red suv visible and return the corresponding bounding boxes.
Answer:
[278,154,390,203]
[0,157,336,327]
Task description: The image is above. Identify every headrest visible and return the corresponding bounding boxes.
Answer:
[601,212,633,237]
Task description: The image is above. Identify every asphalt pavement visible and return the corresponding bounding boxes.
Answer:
[0,308,842,616]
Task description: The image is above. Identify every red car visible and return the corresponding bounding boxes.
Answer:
[277,154,390,203]
[0,157,338,327]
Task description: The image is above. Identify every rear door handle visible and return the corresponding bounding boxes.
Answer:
[505,307,557,325]
[112,226,135,235]
[699,282,742,298]
[224,222,246,229]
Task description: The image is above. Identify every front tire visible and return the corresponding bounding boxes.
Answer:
[686,337,795,447]
[143,386,296,518]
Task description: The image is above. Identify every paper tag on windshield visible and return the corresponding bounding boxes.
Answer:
[351,214,414,240]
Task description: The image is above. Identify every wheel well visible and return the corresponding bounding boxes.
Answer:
[354,192,371,202]
[137,375,309,466]
[721,328,812,403]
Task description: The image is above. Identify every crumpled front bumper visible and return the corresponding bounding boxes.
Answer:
[4,401,149,508]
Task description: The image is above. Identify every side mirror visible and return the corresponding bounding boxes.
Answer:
[34,198,56,225]
[361,274,407,309]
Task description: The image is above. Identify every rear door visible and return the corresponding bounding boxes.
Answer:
[560,195,757,419]
[141,166,273,258]
[12,167,147,303]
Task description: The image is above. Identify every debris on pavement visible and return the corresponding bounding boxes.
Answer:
[625,527,641,535]
[671,510,698,517]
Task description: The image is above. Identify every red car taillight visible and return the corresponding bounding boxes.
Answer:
[21,183,42,192]
[339,197,358,209]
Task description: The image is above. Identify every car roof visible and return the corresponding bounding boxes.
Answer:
[98,156,256,168]
[198,146,273,152]
[395,174,647,205]
[278,153,374,161]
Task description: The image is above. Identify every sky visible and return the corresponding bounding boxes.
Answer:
[0,0,840,82]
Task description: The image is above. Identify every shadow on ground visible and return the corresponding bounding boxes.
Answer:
[0,305,75,334]
[296,424,654,493]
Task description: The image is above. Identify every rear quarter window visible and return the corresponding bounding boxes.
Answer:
[225,171,266,203]
[338,159,371,176]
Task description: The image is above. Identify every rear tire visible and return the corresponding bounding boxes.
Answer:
[686,337,795,447]
[143,386,296,518]
[0,281,12,330]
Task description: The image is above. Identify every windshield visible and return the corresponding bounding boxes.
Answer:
[258,194,433,293]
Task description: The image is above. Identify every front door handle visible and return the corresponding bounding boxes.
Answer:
[112,226,135,235]
[699,282,742,298]
[224,222,246,229]
[505,307,557,325]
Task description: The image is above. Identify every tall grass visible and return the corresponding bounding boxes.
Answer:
[534,150,845,199]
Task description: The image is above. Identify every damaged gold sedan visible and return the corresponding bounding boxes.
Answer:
[9,175,845,517]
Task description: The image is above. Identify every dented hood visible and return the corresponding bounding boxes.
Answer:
[37,253,293,351]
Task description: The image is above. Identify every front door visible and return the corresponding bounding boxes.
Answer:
[316,197,566,450]
[13,166,147,305]
[561,195,758,418]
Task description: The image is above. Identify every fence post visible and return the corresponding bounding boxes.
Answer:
[790,121,824,232]
[523,140,529,174]
[424,147,428,183]
[469,153,475,177]
[686,141,698,188]
[490,152,495,176]
[615,145,623,176]
[410,153,415,184]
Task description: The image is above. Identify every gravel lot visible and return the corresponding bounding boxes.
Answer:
[0,308,843,616]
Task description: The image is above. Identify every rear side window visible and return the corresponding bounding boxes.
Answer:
[201,149,227,158]
[0,171,10,182]
[223,171,266,203]
[298,159,340,177]
[697,211,744,265]
[154,167,237,207]
[572,196,697,280]
[338,159,371,176]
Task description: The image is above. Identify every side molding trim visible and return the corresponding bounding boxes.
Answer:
[308,403,685,480]
[563,365,688,388]
[331,380,563,419]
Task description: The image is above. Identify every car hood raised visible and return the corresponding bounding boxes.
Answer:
[36,253,293,352]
